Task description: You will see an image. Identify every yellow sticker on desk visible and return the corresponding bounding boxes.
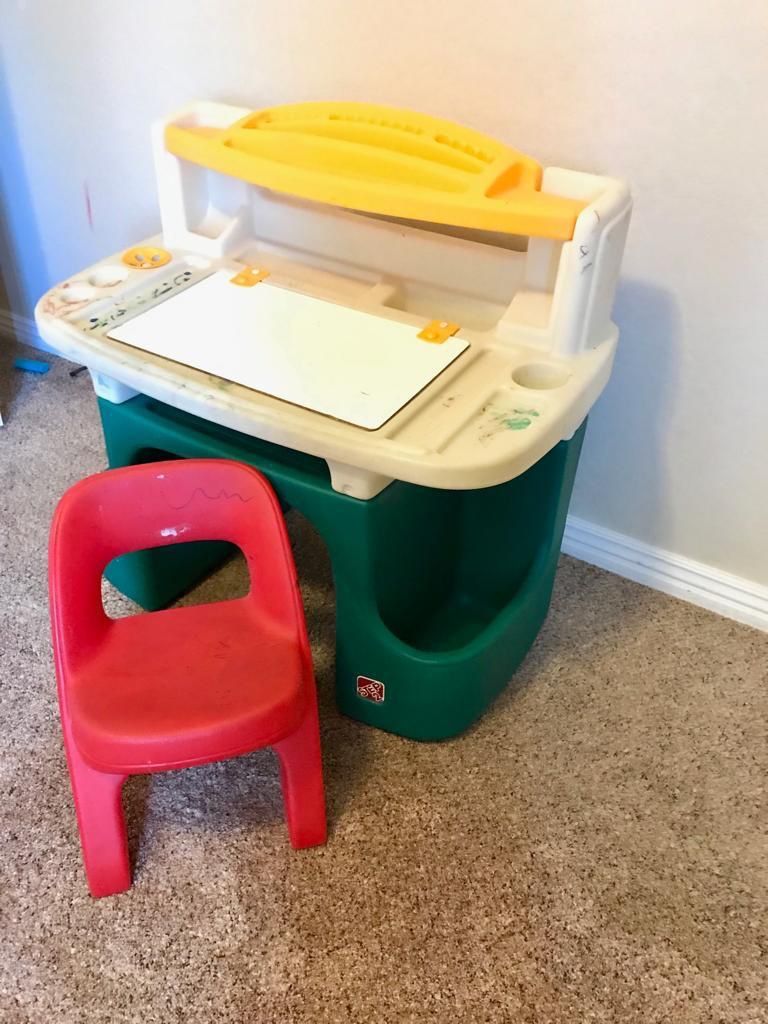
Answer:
[122,246,172,270]
[418,320,460,344]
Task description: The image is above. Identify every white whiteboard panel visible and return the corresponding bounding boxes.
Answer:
[107,271,469,429]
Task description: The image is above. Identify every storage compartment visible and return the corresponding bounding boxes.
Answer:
[371,439,569,652]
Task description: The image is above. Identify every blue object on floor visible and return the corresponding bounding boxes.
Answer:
[14,358,50,374]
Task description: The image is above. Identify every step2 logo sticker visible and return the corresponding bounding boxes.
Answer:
[356,675,385,703]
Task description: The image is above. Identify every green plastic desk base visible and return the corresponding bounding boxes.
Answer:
[98,395,585,741]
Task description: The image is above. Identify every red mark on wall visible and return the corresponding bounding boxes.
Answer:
[83,182,94,231]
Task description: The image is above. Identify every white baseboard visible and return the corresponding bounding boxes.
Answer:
[0,308,54,353]
[3,306,765,632]
[563,515,768,632]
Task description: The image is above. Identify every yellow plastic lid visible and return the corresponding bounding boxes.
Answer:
[165,102,586,240]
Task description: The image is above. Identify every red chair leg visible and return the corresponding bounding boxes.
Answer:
[64,739,131,897]
[274,702,327,850]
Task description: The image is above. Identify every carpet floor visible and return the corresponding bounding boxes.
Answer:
[1,344,766,1023]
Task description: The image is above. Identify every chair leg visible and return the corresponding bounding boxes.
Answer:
[274,700,327,849]
[64,740,131,898]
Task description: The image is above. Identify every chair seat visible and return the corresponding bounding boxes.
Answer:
[71,599,307,772]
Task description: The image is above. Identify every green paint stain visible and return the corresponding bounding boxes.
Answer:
[484,403,540,433]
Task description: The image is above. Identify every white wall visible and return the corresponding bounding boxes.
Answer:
[2,0,767,586]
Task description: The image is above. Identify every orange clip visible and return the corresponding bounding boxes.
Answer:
[418,319,460,344]
[230,266,270,287]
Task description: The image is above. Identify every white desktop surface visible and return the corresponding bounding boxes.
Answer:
[108,271,469,430]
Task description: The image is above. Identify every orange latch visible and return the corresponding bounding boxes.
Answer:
[230,266,270,287]
[418,319,460,344]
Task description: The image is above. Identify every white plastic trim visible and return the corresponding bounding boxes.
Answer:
[563,515,768,632]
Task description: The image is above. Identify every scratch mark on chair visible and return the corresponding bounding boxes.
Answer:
[167,488,255,510]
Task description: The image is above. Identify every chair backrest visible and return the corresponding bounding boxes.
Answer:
[49,459,305,666]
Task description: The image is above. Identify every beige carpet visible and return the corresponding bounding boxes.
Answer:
[1,343,766,1023]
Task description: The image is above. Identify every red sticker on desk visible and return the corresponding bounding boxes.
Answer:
[357,676,385,703]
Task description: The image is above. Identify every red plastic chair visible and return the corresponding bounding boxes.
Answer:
[49,458,326,898]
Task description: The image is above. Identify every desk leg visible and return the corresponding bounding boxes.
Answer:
[319,425,585,740]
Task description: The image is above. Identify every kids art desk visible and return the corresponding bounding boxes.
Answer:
[36,101,631,741]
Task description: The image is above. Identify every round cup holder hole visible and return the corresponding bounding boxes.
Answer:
[512,363,570,390]
[89,266,129,288]
[61,285,98,304]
